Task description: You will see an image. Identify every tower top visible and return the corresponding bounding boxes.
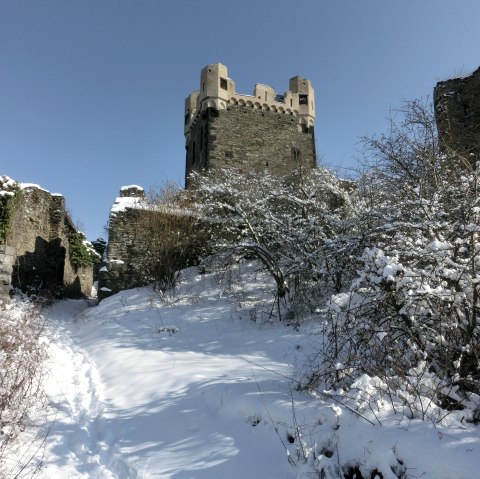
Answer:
[184,63,315,135]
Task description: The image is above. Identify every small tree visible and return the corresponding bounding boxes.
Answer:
[190,166,354,317]
[0,302,49,477]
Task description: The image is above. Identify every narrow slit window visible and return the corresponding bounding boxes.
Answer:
[299,94,308,105]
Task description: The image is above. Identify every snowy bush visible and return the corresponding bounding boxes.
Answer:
[0,301,48,478]
[68,231,101,270]
[190,166,354,319]
[307,100,480,422]
[133,183,209,291]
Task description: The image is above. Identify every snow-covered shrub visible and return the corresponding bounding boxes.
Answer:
[132,183,209,291]
[0,300,48,477]
[190,166,354,319]
[309,100,480,420]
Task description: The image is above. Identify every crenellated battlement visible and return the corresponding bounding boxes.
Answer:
[183,64,317,184]
[184,63,315,136]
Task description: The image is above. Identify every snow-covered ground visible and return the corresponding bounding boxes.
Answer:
[7,262,479,478]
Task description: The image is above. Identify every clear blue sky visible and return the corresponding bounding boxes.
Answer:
[1,0,479,240]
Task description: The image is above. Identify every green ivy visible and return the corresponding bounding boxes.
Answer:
[0,186,20,243]
[68,232,99,270]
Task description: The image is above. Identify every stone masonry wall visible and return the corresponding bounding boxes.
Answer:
[2,184,92,298]
[434,67,480,164]
[98,206,147,299]
[98,187,204,301]
[186,105,316,185]
[0,245,15,303]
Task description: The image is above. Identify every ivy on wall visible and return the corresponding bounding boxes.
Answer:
[0,185,20,243]
[68,232,100,270]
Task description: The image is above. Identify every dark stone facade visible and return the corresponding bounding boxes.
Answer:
[185,105,316,186]
[434,67,480,164]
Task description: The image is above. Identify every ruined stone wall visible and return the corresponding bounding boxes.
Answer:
[186,105,316,185]
[434,67,480,164]
[1,183,93,298]
[0,245,15,303]
[98,187,205,301]
[98,204,148,299]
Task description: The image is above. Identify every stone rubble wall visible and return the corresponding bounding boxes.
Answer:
[2,184,93,298]
[0,245,15,302]
[98,205,146,300]
[98,187,204,301]
[434,67,480,164]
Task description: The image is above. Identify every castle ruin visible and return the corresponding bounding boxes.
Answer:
[0,178,94,301]
[98,64,317,299]
[99,64,480,301]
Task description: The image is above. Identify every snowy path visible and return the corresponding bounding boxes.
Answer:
[41,272,313,478]
[37,266,480,479]
[44,300,143,478]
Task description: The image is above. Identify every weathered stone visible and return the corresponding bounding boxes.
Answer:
[184,64,316,185]
[120,185,145,198]
[434,67,480,164]
[0,245,15,255]
[0,264,13,275]
[97,187,204,300]
[1,183,93,298]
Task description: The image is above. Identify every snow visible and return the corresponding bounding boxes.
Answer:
[120,185,144,191]
[19,182,51,193]
[7,263,479,478]
[110,196,147,213]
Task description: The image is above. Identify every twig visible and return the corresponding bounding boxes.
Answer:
[245,359,377,426]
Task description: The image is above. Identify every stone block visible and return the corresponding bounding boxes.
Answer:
[0,245,16,256]
[0,262,13,272]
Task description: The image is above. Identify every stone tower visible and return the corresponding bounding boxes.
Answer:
[184,63,316,185]
[434,67,480,165]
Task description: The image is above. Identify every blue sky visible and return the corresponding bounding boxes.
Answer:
[1,0,479,240]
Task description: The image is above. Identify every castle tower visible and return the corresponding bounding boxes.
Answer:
[184,64,316,185]
[434,67,480,165]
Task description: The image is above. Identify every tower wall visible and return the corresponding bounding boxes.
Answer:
[184,64,316,184]
[434,67,480,163]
